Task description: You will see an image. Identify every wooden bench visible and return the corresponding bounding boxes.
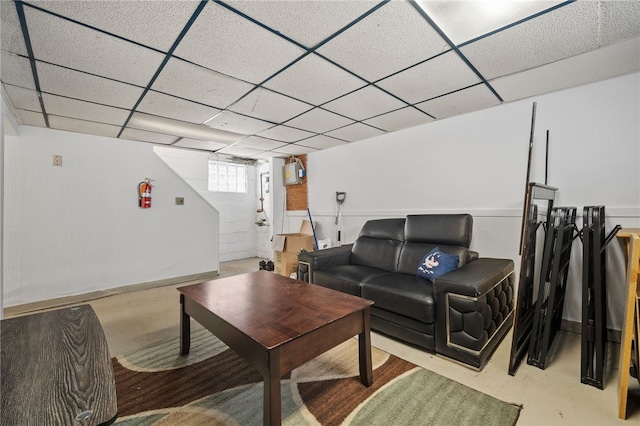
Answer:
[1,305,117,425]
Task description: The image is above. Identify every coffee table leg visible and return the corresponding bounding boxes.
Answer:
[180,294,191,356]
[359,308,373,387]
[264,350,281,426]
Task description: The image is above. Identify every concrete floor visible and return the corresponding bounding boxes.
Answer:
[16,258,640,425]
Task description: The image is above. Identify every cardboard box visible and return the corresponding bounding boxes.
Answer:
[274,251,299,278]
[273,220,315,277]
[272,220,315,253]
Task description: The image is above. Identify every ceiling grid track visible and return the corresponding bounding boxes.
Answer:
[14,0,49,127]
[1,0,637,156]
[408,0,503,103]
[117,0,209,138]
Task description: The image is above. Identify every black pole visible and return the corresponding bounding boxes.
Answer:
[545,130,549,186]
[519,103,537,255]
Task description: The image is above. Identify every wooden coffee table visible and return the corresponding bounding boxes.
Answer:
[178,270,374,425]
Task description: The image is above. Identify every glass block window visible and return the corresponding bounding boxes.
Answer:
[208,160,247,193]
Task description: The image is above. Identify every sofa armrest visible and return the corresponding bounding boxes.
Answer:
[434,257,513,297]
[433,258,515,370]
[298,245,353,282]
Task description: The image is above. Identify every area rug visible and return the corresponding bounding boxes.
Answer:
[112,328,521,425]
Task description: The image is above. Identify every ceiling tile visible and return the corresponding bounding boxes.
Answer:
[363,106,434,132]
[1,0,27,55]
[263,53,366,105]
[205,111,273,135]
[2,0,638,155]
[273,144,318,156]
[376,51,481,104]
[256,125,316,143]
[43,93,129,126]
[325,123,386,142]
[317,1,448,82]
[29,0,201,52]
[491,36,640,102]
[120,127,179,145]
[298,135,348,150]
[173,139,229,152]
[460,2,600,80]
[415,84,501,119]
[37,61,144,109]
[15,109,45,127]
[137,90,220,124]
[252,151,282,159]
[25,7,165,87]
[234,136,287,151]
[151,58,254,110]
[228,0,377,48]
[174,2,305,84]
[322,85,406,121]
[216,145,265,158]
[599,1,640,45]
[416,0,565,45]
[49,115,121,139]
[229,88,313,123]
[3,85,40,111]
[284,108,354,134]
[1,51,36,90]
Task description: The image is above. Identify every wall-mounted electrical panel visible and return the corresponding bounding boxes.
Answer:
[283,162,303,185]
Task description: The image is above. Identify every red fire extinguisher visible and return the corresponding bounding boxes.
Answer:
[138,178,152,209]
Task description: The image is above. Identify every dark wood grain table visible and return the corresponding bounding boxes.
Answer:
[1,304,117,426]
[178,270,374,426]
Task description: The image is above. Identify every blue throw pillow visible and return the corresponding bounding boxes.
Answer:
[417,247,459,282]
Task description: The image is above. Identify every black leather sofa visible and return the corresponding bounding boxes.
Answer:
[298,214,515,370]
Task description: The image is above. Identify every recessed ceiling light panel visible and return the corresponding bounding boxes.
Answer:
[416,0,566,45]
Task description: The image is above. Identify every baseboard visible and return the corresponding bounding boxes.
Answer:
[561,319,621,343]
[4,270,219,317]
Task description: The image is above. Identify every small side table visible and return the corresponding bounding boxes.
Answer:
[617,229,640,419]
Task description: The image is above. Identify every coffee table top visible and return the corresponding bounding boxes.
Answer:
[178,270,373,349]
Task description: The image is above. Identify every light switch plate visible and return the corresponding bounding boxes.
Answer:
[53,155,62,166]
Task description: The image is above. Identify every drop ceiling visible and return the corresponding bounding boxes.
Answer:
[1,0,638,159]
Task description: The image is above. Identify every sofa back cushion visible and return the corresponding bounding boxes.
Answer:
[351,218,405,272]
[404,214,473,247]
[397,214,473,275]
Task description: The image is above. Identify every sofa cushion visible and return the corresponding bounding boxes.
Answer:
[313,265,386,296]
[350,218,405,272]
[370,307,435,335]
[405,214,472,247]
[416,247,459,282]
[361,273,436,324]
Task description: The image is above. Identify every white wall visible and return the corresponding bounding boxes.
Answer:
[154,146,262,262]
[3,127,219,307]
[153,148,287,262]
[301,73,640,331]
